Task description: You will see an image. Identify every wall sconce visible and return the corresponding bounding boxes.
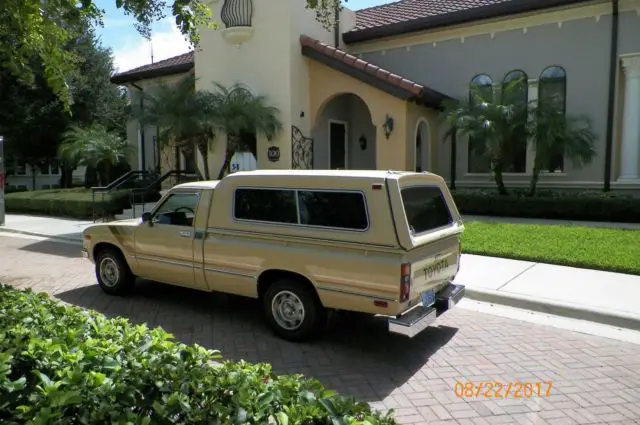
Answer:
[359,134,367,150]
[382,114,394,139]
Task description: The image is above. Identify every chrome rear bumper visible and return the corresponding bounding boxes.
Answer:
[388,282,465,338]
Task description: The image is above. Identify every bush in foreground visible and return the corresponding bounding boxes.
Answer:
[0,285,395,425]
[452,188,640,223]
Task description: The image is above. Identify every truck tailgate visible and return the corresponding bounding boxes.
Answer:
[405,234,460,303]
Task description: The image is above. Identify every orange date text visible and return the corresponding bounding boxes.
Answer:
[454,381,553,399]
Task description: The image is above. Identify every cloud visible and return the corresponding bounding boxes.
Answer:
[111,19,192,74]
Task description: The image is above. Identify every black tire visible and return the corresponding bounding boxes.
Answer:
[262,279,326,342]
[95,248,135,295]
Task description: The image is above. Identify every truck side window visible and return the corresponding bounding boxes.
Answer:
[234,188,297,224]
[297,190,368,230]
[152,192,200,227]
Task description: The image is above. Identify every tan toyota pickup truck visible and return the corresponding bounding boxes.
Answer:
[81,170,465,341]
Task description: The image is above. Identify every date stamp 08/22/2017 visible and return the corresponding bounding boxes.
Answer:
[454,381,553,399]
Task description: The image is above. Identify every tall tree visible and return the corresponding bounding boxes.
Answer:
[131,74,216,179]
[442,79,529,195]
[0,22,129,188]
[58,124,131,187]
[1,0,338,111]
[207,83,282,180]
[528,100,597,196]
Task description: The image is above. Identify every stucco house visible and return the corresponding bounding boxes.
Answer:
[111,0,640,193]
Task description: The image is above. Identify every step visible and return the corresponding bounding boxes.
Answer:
[114,202,158,220]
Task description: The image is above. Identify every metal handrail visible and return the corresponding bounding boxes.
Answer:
[91,170,152,222]
[129,170,199,217]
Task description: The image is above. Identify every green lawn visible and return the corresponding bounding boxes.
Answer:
[461,222,640,275]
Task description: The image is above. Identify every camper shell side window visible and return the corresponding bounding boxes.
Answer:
[233,187,369,231]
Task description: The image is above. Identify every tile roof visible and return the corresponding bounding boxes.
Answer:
[353,0,513,32]
[346,0,590,42]
[300,35,450,108]
[110,51,195,84]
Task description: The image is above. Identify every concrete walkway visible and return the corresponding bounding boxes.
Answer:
[2,213,640,332]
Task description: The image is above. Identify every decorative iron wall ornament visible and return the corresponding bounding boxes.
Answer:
[382,114,394,139]
[220,0,253,28]
[291,126,313,169]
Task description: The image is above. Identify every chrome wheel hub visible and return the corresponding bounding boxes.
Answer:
[271,290,305,331]
[99,257,120,288]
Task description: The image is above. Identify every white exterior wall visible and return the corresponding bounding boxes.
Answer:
[195,0,356,175]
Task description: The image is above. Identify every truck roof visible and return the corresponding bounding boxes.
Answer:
[173,170,442,190]
[173,180,220,190]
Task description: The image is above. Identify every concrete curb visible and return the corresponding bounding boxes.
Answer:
[465,287,640,332]
[0,227,82,244]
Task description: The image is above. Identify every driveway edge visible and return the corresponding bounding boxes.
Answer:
[0,227,82,244]
[465,288,640,332]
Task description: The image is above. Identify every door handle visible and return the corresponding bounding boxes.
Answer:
[179,231,192,238]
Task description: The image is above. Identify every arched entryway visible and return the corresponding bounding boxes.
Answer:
[311,93,376,170]
[414,118,430,172]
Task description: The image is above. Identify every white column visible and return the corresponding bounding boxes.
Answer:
[618,55,640,181]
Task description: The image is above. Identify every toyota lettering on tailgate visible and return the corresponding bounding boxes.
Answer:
[424,258,449,279]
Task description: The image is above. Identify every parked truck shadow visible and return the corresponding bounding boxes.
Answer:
[56,280,458,401]
[18,237,81,259]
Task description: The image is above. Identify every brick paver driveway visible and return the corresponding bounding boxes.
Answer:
[1,234,640,425]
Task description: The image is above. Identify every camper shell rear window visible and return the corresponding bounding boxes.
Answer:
[401,186,453,235]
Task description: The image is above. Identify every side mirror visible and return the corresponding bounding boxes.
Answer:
[141,212,152,224]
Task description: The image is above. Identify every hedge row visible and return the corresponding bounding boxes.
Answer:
[4,188,151,219]
[0,285,396,425]
[452,189,640,223]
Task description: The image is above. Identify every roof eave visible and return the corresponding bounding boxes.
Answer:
[302,44,450,108]
[344,0,591,44]
[110,62,194,85]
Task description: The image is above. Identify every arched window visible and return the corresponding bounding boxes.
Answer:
[539,66,567,173]
[501,69,529,173]
[468,74,493,173]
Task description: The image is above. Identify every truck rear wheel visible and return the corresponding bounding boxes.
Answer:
[95,248,135,296]
[263,279,326,342]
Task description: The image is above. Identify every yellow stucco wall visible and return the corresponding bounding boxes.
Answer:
[307,59,411,171]
[307,59,445,172]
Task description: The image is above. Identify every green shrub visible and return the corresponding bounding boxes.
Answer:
[5,188,132,219]
[0,285,396,425]
[452,188,640,223]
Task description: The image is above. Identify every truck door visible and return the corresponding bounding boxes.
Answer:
[133,189,205,290]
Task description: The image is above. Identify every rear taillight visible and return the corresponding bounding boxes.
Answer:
[400,262,411,302]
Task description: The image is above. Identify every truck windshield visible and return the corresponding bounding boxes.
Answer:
[401,186,453,235]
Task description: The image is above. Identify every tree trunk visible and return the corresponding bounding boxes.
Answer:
[59,162,73,188]
[217,136,238,180]
[492,162,508,195]
[196,142,210,180]
[217,148,233,180]
[528,158,543,197]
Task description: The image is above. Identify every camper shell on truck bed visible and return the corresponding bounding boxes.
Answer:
[81,169,466,341]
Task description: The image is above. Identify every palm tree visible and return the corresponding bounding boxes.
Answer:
[131,74,215,179]
[206,83,282,180]
[442,79,528,195]
[58,124,131,186]
[528,99,597,196]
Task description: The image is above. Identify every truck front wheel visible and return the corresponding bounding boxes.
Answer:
[95,248,135,295]
[263,279,326,342]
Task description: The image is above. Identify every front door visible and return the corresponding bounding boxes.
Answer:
[134,190,204,289]
[329,121,347,169]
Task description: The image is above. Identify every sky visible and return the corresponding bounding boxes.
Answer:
[94,0,393,74]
